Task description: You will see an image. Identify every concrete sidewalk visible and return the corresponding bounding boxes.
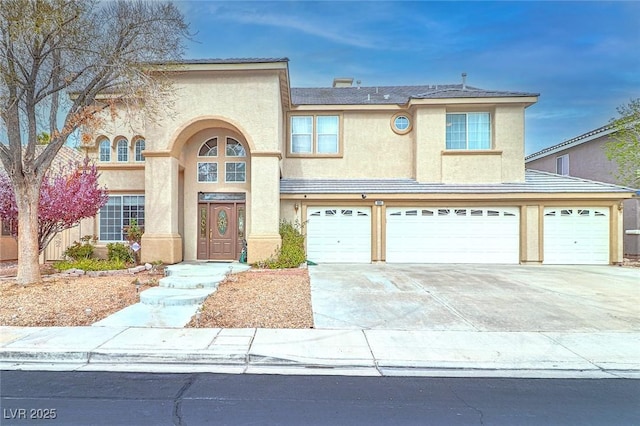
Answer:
[2,326,639,378]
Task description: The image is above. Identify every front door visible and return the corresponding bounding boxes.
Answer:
[197,202,245,260]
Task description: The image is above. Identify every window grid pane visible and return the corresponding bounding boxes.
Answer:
[198,138,218,157]
[467,113,490,150]
[446,114,466,149]
[291,116,313,153]
[198,162,218,182]
[99,140,111,162]
[117,139,128,162]
[446,113,491,150]
[135,139,145,162]
[226,138,246,157]
[225,162,246,182]
[99,196,145,241]
[316,116,339,153]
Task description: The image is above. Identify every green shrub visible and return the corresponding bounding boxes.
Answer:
[107,242,134,263]
[259,220,306,269]
[63,235,97,260]
[53,258,126,272]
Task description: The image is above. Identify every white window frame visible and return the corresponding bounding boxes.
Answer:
[116,139,129,162]
[197,162,218,183]
[99,195,145,242]
[225,161,246,183]
[289,114,340,156]
[99,139,111,162]
[556,154,569,175]
[446,112,492,150]
[134,139,145,162]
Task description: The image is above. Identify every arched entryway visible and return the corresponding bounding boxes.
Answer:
[181,128,251,261]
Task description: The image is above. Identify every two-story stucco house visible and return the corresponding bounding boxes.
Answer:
[526,125,640,257]
[74,58,634,266]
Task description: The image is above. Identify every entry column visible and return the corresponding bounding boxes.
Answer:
[247,153,281,263]
[140,152,183,263]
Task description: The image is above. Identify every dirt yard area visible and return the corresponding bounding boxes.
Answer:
[186,268,313,329]
[0,262,313,328]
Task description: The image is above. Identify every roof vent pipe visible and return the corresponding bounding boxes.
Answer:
[462,72,467,90]
[356,80,361,89]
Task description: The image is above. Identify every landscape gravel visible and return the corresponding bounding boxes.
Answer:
[0,262,313,329]
[186,268,313,329]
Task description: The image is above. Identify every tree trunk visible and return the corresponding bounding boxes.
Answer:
[15,180,42,285]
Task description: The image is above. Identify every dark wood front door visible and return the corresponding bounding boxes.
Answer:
[197,202,245,260]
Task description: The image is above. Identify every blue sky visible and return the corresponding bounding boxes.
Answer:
[177,1,640,155]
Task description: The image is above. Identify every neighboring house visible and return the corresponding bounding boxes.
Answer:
[76,58,633,266]
[0,146,85,262]
[526,125,640,257]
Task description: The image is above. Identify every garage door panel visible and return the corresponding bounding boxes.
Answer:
[306,207,371,263]
[543,208,609,264]
[386,207,519,264]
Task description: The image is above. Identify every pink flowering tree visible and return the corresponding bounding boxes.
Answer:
[0,159,108,253]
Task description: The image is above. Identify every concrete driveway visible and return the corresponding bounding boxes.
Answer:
[309,264,640,331]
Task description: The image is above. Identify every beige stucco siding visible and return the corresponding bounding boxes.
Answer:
[282,111,414,179]
[96,167,145,191]
[414,106,445,182]
[149,71,284,155]
[494,105,526,182]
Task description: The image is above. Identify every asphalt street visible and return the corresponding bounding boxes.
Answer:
[1,371,639,425]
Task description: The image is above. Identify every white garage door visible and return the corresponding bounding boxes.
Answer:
[543,208,609,264]
[386,207,520,264]
[306,207,371,263]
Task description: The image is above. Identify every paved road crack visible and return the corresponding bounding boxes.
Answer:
[450,386,485,425]
[173,374,196,426]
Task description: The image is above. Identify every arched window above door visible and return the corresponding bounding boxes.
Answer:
[198,138,218,157]
[226,138,246,157]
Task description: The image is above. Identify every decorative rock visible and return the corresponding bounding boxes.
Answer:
[145,263,152,270]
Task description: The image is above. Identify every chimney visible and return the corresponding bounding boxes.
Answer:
[333,77,354,88]
[461,72,467,90]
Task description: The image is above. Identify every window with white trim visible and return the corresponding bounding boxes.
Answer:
[446,113,491,150]
[556,154,569,175]
[225,162,246,182]
[198,162,218,182]
[99,138,111,162]
[134,139,145,162]
[290,115,340,155]
[198,138,218,157]
[99,195,145,241]
[117,139,129,162]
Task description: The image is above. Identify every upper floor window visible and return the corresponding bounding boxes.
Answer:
[556,154,569,175]
[391,112,412,135]
[134,139,145,162]
[446,113,491,150]
[290,115,340,155]
[117,138,129,162]
[199,138,218,157]
[99,138,111,162]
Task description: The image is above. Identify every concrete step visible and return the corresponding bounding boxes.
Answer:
[165,262,250,277]
[92,303,199,328]
[140,287,216,306]
[159,275,225,289]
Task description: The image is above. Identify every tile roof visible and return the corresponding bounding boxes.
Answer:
[179,58,289,64]
[0,145,84,173]
[525,124,614,162]
[291,85,538,105]
[280,170,635,195]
